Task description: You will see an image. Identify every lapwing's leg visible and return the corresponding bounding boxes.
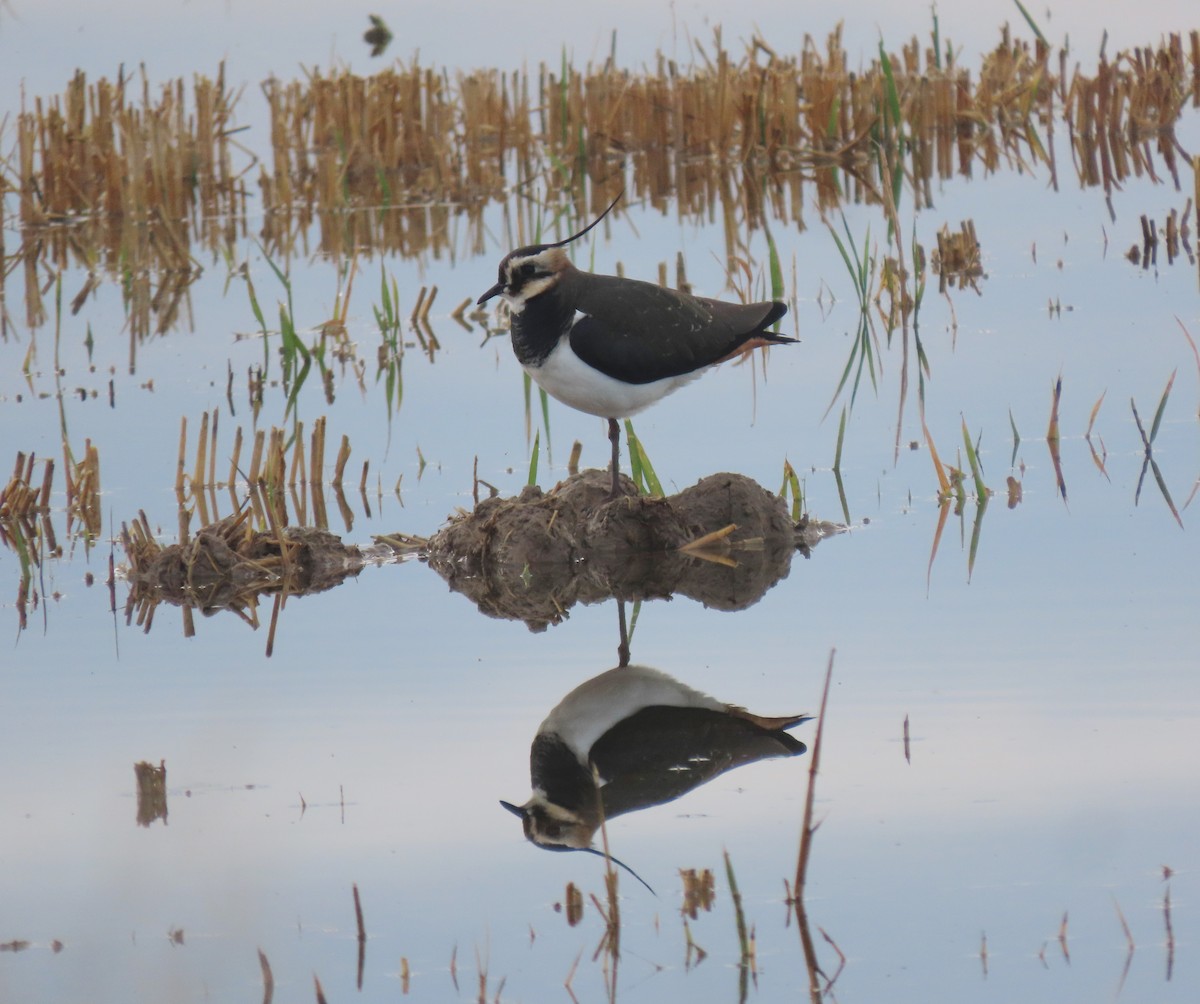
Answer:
[616,598,631,667]
[607,417,621,498]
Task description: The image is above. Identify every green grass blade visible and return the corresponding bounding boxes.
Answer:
[559,47,570,148]
[878,42,902,130]
[765,227,785,304]
[379,264,394,327]
[833,467,850,525]
[823,217,878,417]
[624,418,642,489]
[723,850,751,966]
[283,356,311,421]
[825,95,841,139]
[384,361,401,420]
[961,417,988,500]
[245,274,268,334]
[259,243,292,296]
[539,387,552,452]
[279,303,310,363]
[638,439,664,496]
[1011,0,1048,44]
[624,419,663,497]
[527,430,540,486]
[855,221,872,292]
[833,406,848,472]
[827,218,857,278]
[1149,369,1176,444]
[523,371,533,438]
[967,493,989,581]
[779,459,804,521]
[627,598,642,642]
[1149,458,1184,528]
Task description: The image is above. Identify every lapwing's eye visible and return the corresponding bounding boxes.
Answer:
[517,262,537,280]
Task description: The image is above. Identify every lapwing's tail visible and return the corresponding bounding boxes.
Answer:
[757,300,789,331]
[717,330,797,365]
[728,708,814,732]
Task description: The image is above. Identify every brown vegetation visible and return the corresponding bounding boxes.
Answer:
[5,27,1197,335]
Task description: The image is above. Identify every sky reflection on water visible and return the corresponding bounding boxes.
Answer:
[3,2,1200,1002]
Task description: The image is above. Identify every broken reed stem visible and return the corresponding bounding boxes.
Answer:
[723,850,752,968]
[353,883,366,943]
[791,650,835,998]
[176,416,187,493]
[192,410,209,490]
[794,650,835,898]
[1164,883,1175,979]
[1113,896,1135,952]
[39,458,54,508]
[332,435,351,487]
[288,422,305,488]
[410,286,427,326]
[229,425,243,487]
[208,410,219,487]
[261,431,276,487]
[353,882,367,991]
[61,442,75,506]
[420,285,437,321]
[257,948,275,1004]
[584,767,626,971]
[272,429,288,487]
[248,429,265,484]
[310,416,326,487]
[679,523,738,552]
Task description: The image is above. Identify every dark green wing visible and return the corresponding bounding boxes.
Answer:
[568,274,788,385]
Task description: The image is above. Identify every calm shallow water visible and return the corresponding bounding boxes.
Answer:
[3,3,1200,1002]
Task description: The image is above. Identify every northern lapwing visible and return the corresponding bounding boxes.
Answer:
[477,195,796,497]
[501,665,810,858]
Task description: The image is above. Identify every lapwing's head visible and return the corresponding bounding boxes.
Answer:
[476,243,570,312]
[499,792,595,850]
[476,191,624,311]
[499,793,656,894]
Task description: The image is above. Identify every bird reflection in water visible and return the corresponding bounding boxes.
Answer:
[501,664,811,886]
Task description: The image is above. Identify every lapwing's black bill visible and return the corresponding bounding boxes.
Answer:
[477,194,796,497]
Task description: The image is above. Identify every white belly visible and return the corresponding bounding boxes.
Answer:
[528,339,702,419]
[539,665,727,764]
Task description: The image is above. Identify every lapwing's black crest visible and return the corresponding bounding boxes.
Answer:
[478,193,796,496]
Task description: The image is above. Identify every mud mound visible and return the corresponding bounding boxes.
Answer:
[425,470,837,630]
[123,512,366,615]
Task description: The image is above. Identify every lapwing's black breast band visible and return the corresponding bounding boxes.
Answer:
[509,289,576,368]
[529,732,595,812]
